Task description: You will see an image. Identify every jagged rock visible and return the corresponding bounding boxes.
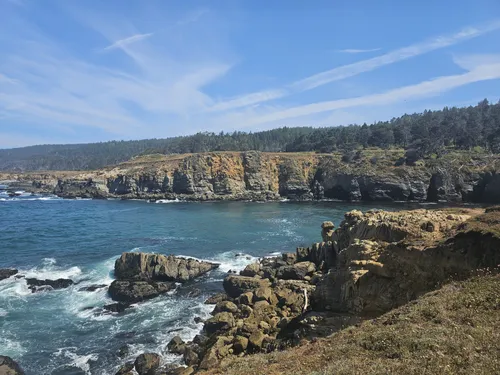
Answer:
[204,312,235,335]
[115,361,134,375]
[223,275,271,298]
[232,335,249,354]
[0,356,24,375]
[108,280,175,303]
[114,252,219,282]
[321,221,335,242]
[0,269,18,281]
[26,278,74,293]
[240,262,260,277]
[204,293,230,305]
[167,336,186,355]
[213,300,238,314]
[134,353,160,375]
[282,253,297,265]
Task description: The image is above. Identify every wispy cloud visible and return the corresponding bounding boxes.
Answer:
[236,62,500,127]
[210,20,500,112]
[335,48,381,54]
[102,32,154,51]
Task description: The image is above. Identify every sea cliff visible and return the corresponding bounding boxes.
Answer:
[1,150,500,203]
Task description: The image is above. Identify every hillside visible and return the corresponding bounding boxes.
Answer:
[1,99,499,171]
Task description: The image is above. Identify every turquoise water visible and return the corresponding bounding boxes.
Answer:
[0,193,429,374]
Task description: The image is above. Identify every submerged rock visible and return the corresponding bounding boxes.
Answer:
[0,356,25,375]
[0,269,18,281]
[103,302,131,313]
[108,280,175,303]
[79,284,108,292]
[114,252,219,282]
[26,278,74,293]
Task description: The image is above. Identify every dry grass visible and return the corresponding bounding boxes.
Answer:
[201,274,500,375]
[459,209,500,239]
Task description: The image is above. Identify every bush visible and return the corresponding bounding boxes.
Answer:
[370,156,378,165]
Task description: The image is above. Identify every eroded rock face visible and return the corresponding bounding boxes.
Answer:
[114,252,219,282]
[313,208,500,315]
[0,356,25,375]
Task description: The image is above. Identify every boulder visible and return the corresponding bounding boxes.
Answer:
[223,275,270,298]
[240,262,260,277]
[115,362,134,375]
[276,261,316,280]
[232,336,249,354]
[248,331,266,352]
[253,287,273,303]
[238,292,254,305]
[167,336,186,355]
[204,293,230,305]
[204,312,235,335]
[26,278,74,293]
[108,280,175,303]
[183,347,199,366]
[134,353,160,375]
[0,356,24,375]
[114,252,219,282]
[0,269,18,281]
[212,300,238,314]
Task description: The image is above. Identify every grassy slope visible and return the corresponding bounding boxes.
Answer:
[201,274,500,375]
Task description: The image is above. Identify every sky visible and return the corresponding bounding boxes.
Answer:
[1,0,500,148]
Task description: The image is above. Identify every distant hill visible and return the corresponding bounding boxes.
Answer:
[1,99,499,171]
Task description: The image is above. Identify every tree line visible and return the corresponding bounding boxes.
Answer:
[1,99,499,171]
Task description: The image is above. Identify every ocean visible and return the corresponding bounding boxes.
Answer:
[0,191,435,374]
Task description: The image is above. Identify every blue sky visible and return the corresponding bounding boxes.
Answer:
[1,0,500,148]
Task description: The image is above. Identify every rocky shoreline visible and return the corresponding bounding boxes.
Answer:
[2,151,500,203]
[2,206,499,375]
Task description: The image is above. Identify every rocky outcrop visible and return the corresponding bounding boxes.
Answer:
[114,252,219,282]
[0,269,18,281]
[109,252,218,304]
[312,208,500,315]
[5,151,499,203]
[0,356,25,375]
[108,280,175,303]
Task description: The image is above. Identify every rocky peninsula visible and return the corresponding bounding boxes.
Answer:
[1,150,500,203]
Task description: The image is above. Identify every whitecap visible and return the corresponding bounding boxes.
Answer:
[155,199,184,204]
[53,347,98,375]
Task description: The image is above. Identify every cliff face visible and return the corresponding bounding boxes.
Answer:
[2,150,499,203]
